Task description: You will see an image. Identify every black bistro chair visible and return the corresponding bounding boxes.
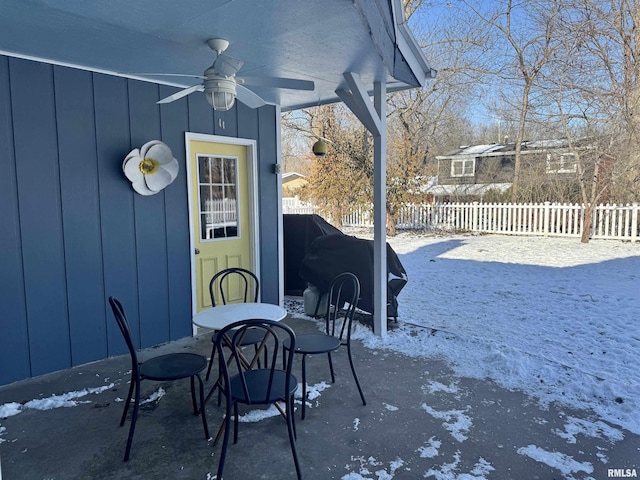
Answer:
[108,296,209,461]
[284,272,367,419]
[214,319,302,480]
[205,267,266,381]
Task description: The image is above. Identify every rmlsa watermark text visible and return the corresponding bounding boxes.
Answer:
[608,469,638,478]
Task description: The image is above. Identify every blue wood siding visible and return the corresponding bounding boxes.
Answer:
[0,54,279,386]
[11,58,71,376]
[54,66,108,365]
[257,107,279,304]
[237,102,279,304]
[128,81,171,348]
[159,85,192,341]
[0,56,31,384]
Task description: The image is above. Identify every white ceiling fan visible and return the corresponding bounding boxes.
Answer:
[151,38,315,111]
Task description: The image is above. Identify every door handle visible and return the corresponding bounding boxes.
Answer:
[194,248,200,255]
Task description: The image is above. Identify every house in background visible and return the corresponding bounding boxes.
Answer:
[427,139,580,202]
[0,0,433,386]
[282,172,308,197]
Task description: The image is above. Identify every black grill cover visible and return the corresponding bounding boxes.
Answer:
[283,214,343,295]
[299,234,408,318]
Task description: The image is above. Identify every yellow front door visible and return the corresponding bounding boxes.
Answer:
[187,136,254,312]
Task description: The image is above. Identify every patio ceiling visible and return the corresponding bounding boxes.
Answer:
[0,0,432,112]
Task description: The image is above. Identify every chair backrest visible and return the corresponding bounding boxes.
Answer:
[324,272,361,342]
[215,319,296,405]
[209,267,259,307]
[108,296,139,374]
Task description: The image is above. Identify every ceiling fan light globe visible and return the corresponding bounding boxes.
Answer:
[206,90,235,111]
[204,76,236,111]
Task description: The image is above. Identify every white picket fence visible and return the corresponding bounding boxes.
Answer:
[282,197,640,242]
[282,197,316,215]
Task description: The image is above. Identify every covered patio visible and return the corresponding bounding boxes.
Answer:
[1,0,434,390]
[1,306,636,480]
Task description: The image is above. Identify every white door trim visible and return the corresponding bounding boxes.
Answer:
[185,132,260,316]
[275,105,284,305]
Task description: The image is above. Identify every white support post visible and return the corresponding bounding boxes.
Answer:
[335,73,387,336]
[373,81,387,336]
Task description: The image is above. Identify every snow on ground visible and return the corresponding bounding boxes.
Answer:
[0,384,114,419]
[323,231,638,480]
[350,232,640,437]
[517,445,594,476]
[0,383,140,444]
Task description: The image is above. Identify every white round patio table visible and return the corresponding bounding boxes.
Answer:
[192,302,287,330]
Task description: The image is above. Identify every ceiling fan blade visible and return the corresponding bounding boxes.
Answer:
[240,76,315,91]
[236,85,268,109]
[121,72,207,80]
[157,84,204,104]
[213,54,244,77]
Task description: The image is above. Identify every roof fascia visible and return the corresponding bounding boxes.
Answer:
[390,0,435,86]
[435,148,564,160]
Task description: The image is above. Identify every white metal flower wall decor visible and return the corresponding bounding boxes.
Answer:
[122,140,179,195]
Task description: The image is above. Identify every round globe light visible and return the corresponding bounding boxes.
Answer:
[312,139,327,156]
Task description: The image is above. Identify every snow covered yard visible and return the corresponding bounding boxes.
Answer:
[339,232,640,479]
[370,233,640,434]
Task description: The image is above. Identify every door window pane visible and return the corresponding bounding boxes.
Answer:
[197,155,239,240]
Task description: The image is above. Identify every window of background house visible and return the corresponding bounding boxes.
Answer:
[451,158,475,177]
[546,152,577,174]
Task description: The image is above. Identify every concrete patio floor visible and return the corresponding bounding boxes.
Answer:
[1,313,638,480]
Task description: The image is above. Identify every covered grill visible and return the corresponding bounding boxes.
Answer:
[299,234,408,321]
[283,214,343,295]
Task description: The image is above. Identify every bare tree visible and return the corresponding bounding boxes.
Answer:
[285,104,372,228]
[464,0,562,200]
[392,5,490,153]
[529,0,640,241]
[383,1,493,233]
[281,1,495,234]
[281,124,311,174]
[404,0,424,18]
[558,0,640,204]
